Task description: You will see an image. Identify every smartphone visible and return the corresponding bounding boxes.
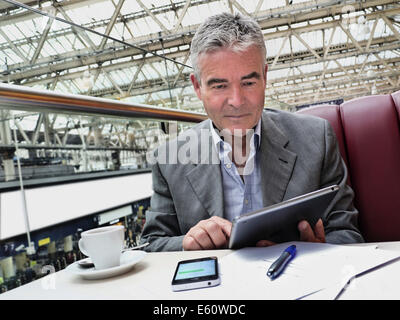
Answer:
[171,256,221,291]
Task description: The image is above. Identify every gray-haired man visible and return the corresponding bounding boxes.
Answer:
[140,13,364,252]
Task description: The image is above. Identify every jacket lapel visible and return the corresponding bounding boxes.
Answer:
[260,112,297,206]
[185,121,224,218]
[186,163,224,218]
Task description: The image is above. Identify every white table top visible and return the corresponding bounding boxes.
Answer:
[1,242,400,300]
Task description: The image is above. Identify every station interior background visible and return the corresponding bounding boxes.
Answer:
[0,0,399,293]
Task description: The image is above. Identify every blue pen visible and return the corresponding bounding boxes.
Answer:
[267,245,296,280]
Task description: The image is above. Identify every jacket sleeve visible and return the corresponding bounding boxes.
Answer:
[321,120,364,244]
[139,160,185,252]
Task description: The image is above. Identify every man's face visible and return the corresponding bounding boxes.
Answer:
[191,45,268,135]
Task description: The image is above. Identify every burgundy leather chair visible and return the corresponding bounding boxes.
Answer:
[297,90,400,242]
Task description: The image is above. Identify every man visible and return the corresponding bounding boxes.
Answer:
[140,12,364,252]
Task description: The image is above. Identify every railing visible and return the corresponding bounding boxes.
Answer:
[0,83,206,122]
[0,82,207,186]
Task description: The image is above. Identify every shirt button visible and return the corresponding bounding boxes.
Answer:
[226,163,232,169]
[245,199,249,205]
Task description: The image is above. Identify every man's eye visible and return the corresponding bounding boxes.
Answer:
[243,81,255,86]
[213,84,227,89]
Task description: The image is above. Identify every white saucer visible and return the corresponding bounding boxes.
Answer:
[66,250,147,280]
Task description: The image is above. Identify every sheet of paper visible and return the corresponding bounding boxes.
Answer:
[303,247,400,300]
[218,242,400,300]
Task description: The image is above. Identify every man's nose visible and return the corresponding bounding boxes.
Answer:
[227,85,244,108]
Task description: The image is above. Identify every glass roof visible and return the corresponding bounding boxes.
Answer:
[0,0,399,110]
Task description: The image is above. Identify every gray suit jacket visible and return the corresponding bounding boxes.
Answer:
[140,109,364,251]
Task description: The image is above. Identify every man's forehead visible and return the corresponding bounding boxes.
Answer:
[205,71,261,86]
[198,50,264,81]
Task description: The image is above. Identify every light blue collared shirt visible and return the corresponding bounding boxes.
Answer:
[210,119,264,222]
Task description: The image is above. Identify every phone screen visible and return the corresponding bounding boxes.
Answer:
[171,257,220,291]
[174,259,217,280]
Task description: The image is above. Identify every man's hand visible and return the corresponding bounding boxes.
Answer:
[255,218,326,247]
[183,216,232,250]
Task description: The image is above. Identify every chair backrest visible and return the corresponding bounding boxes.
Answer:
[298,91,400,242]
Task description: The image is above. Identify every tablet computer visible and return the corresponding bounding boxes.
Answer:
[228,185,339,249]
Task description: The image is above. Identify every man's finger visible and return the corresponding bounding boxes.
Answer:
[183,235,202,250]
[298,220,315,242]
[313,219,326,242]
[187,226,214,249]
[203,220,228,248]
[210,216,232,237]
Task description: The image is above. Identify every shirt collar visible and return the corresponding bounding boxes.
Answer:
[209,118,262,153]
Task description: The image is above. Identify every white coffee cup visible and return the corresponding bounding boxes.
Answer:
[78,225,124,270]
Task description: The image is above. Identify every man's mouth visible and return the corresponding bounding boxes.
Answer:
[224,114,248,118]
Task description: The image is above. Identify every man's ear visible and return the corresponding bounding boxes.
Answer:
[190,73,202,100]
[262,64,268,90]
[263,64,268,83]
